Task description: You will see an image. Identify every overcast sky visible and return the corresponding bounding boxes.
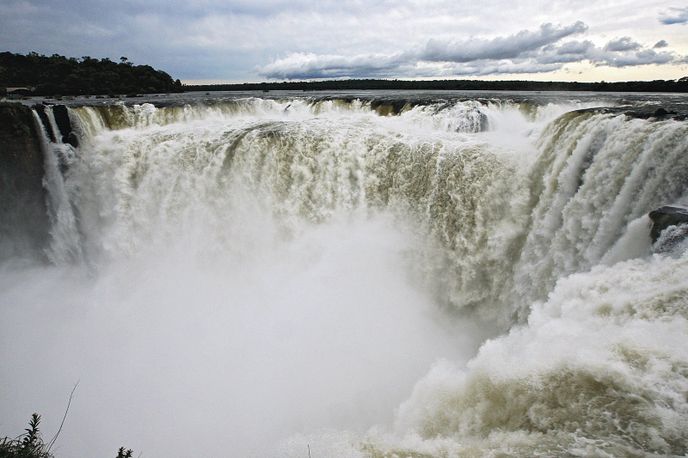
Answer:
[1,0,687,82]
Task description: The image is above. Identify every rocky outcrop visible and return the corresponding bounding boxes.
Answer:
[648,206,688,243]
[370,99,410,116]
[53,105,78,147]
[0,102,49,259]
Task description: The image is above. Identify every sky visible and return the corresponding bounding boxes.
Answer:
[1,0,687,83]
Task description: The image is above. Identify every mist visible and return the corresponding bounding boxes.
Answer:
[0,210,481,457]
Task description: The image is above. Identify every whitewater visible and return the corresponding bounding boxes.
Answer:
[1,91,688,457]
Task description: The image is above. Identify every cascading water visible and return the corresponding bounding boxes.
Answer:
[1,93,687,457]
[32,109,83,264]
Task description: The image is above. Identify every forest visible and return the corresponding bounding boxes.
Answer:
[0,52,182,96]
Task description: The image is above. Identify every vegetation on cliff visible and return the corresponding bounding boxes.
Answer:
[0,52,182,96]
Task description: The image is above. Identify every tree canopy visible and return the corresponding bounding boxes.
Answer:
[0,52,182,96]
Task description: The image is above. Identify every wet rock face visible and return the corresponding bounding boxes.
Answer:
[648,206,688,243]
[0,102,49,260]
[33,104,78,147]
[53,104,78,147]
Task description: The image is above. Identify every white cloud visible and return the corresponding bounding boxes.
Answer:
[653,39,669,48]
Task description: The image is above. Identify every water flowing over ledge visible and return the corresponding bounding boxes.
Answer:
[1,93,688,457]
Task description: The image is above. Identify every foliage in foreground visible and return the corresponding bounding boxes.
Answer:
[0,414,133,458]
[0,414,52,458]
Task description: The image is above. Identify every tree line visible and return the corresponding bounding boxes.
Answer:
[186,77,688,93]
[0,52,183,96]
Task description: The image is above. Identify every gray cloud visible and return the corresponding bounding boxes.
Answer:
[261,22,589,79]
[602,48,674,66]
[261,22,685,79]
[604,37,641,52]
[555,40,595,55]
[653,39,669,48]
[258,52,407,79]
[659,7,688,24]
[538,40,677,68]
[443,61,563,77]
[420,22,587,62]
[536,40,595,64]
[534,38,677,70]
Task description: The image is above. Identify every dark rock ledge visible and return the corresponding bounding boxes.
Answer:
[649,206,688,244]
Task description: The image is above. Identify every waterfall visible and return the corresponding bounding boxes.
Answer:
[510,111,688,319]
[32,107,83,264]
[2,95,687,457]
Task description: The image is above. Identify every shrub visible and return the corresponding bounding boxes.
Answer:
[0,413,52,458]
